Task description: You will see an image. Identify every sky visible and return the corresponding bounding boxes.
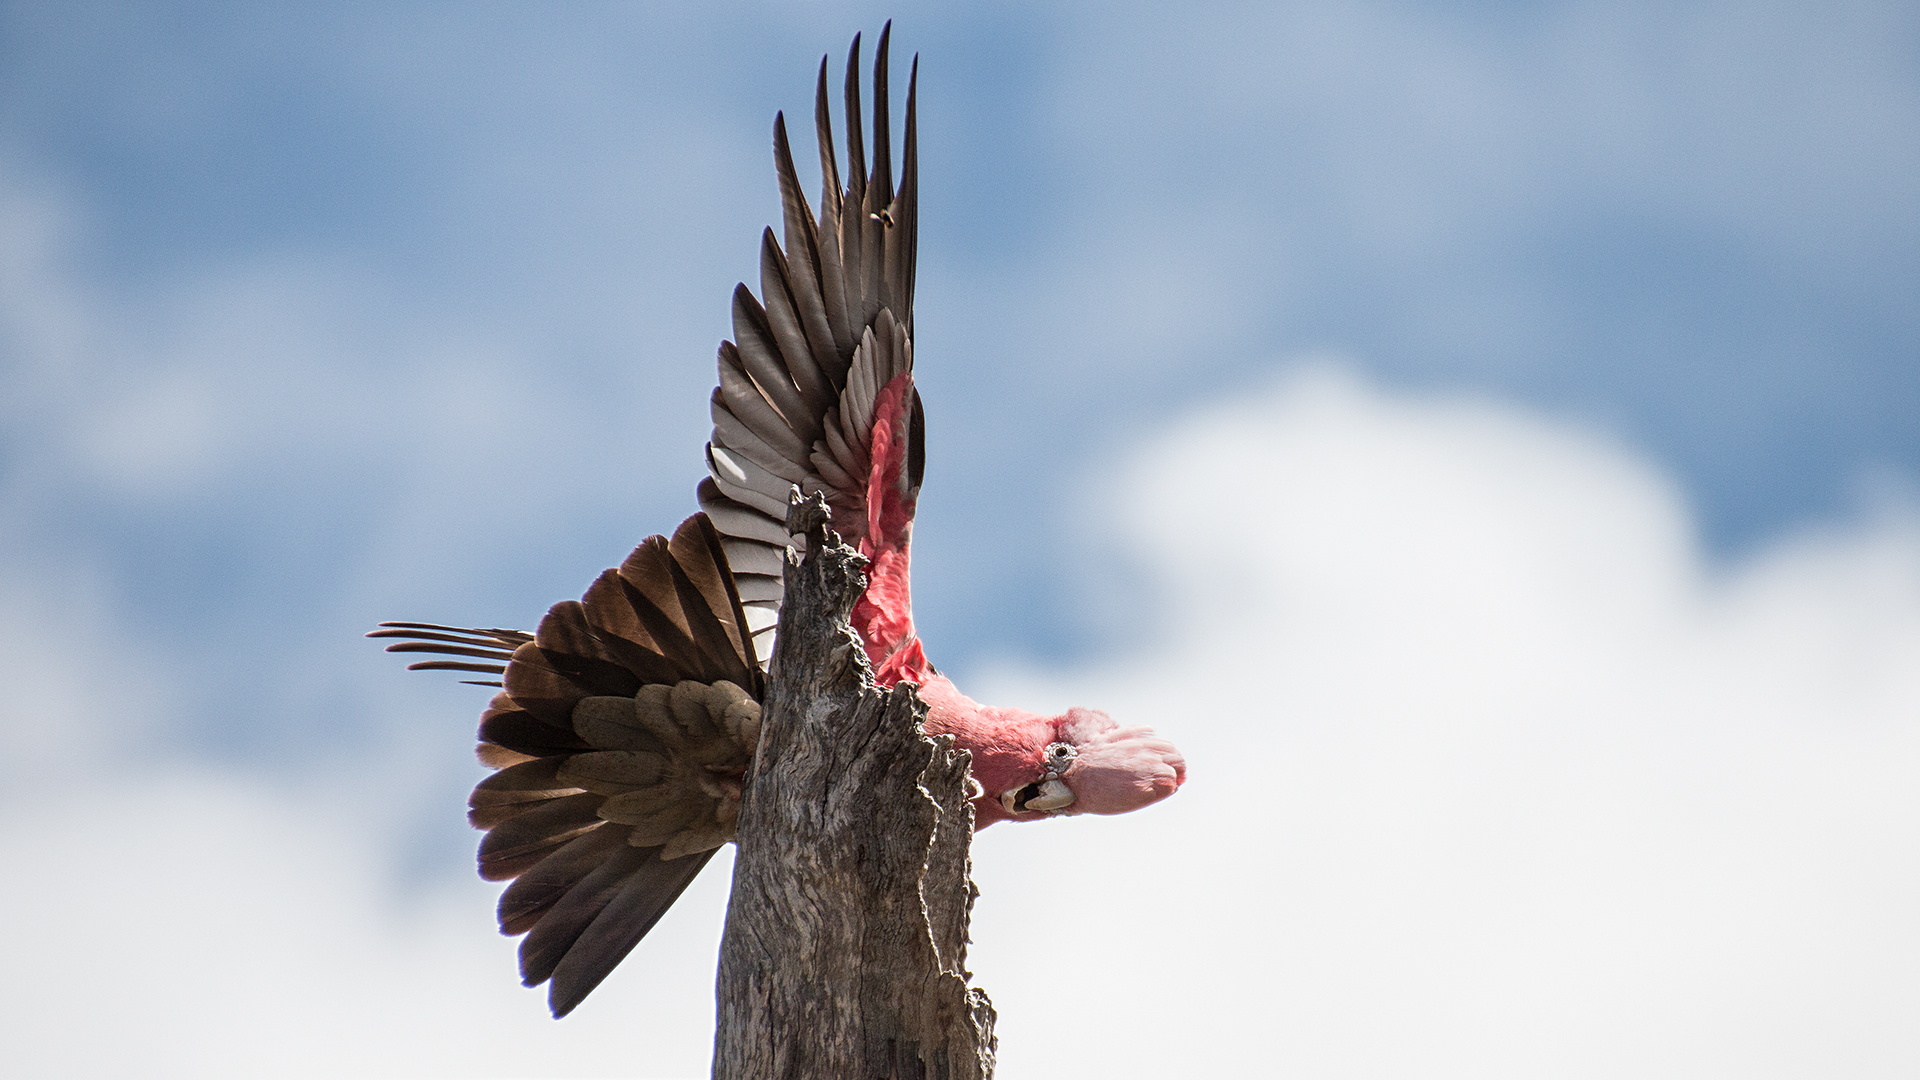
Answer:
[0,2,1915,1076]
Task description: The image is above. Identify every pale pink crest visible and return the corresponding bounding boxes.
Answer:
[1056,707,1187,816]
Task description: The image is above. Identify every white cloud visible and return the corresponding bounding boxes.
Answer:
[0,770,733,1079]
[6,368,1914,1076]
[965,369,1920,1078]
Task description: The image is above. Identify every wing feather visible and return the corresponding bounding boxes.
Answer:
[478,516,760,1013]
[534,601,644,699]
[666,547,755,690]
[376,26,920,1019]
[696,27,919,664]
[666,515,763,696]
[888,54,918,338]
[367,623,529,683]
[819,405,871,482]
[695,480,795,547]
[705,445,796,520]
[715,342,812,462]
[732,575,784,603]
[861,28,893,323]
[812,59,855,360]
[729,287,820,441]
[711,391,813,486]
[841,34,868,308]
[809,441,861,494]
[758,232,834,417]
[716,537,784,579]
[772,118,846,385]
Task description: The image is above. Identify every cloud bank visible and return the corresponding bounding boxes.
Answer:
[969,371,1920,1078]
[6,368,1916,1077]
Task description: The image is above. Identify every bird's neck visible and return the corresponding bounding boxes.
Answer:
[917,674,1057,825]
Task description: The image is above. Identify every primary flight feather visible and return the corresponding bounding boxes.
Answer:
[373,25,1185,1019]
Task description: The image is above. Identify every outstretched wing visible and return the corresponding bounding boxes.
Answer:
[374,514,764,1016]
[370,27,928,1016]
[699,25,927,674]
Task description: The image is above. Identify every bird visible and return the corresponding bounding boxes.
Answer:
[371,24,1185,1019]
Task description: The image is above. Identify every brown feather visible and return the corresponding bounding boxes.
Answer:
[579,570,684,686]
[499,639,584,729]
[370,622,532,649]
[381,641,516,663]
[403,660,506,678]
[479,793,606,881]
[517,842,652,988]
[615,537,689,630]
[572,696,672,753]
[665,554,752,689]
[496,823,633,936]
[533,600,642,699]
[472,757,578,803]
[544,847,718,1017]
[469,789,583,831]
[479,696,590,758]
[617,540,709,681]
[476,741,536,769]
[667,515,760,692]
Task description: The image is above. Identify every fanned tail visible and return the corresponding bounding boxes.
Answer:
[371,514,764,1016]
[369,25,921,1018]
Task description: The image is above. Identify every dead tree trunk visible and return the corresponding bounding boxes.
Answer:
[712,492,996,1079]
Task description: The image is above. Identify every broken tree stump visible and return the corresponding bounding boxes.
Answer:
[712,491,995,1079]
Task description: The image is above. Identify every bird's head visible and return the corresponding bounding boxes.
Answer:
[988,707,1186,825]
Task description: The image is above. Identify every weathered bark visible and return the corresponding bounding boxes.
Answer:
[713,492,996,1079]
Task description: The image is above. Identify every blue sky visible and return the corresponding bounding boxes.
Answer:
[2,3,1916,1076]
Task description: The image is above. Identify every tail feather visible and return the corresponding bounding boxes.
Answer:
[375,512,763,1015]
[371,25,917,1019]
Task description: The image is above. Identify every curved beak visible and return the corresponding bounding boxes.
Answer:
[999,778,1076,815]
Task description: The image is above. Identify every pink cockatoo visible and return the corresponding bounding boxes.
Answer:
[374,26,1184,1018]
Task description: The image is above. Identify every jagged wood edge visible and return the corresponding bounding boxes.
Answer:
[712,490,995,1079]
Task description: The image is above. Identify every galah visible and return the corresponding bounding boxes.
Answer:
[373,26,1185,1018]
